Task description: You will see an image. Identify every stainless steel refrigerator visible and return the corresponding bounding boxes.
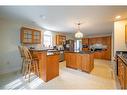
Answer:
[64,39,82,52]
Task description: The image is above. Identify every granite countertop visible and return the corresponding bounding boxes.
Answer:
[117,54,127,66]
[64,51,94,54]
[29,49,48,52]
[29,49,60,56]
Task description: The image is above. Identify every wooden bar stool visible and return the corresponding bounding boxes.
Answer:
[19,46,40,82]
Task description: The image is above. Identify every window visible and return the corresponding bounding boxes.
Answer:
[43,31,52,48]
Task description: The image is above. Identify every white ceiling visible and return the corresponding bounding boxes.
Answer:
[0,6,127,36]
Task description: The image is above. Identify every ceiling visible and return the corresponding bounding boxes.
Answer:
[0,6,127,36]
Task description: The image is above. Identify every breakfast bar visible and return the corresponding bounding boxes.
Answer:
[30,50,60,82]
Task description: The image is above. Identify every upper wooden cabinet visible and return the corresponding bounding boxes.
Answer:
[20,27,41,44]
[56,35,66,45]
[82,38,89,45]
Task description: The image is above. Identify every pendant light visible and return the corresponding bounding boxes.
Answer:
[75,23,83,38]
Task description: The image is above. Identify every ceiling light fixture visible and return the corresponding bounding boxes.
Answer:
[115,15,121,19]
[75,23,83,39]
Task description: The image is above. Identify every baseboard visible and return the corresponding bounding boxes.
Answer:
[0,69,21,76]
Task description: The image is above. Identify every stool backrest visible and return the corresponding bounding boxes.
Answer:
[18,46,25,58]
[22,46,32,60]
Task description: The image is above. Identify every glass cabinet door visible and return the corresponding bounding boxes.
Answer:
[33,31,40,43]
[21,27,41,44]
[23,30,32,43]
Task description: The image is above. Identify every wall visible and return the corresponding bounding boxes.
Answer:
[113,19,127,58]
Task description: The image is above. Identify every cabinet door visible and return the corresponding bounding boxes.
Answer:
[33,31,41,44]
[69,54,77,69]
[94,51,102,59]
[56,35,66,45]
[22,29,32,43]
[47,55,59,81]
[76,54,82,69]
[65,53,71,67]
[81,54,90,72]
[82,38,89,45]
[20,27,41,44]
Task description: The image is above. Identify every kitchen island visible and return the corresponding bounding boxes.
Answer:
[64,51,94,73]
[30,49,60,82]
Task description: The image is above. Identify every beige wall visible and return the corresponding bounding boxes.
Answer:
[113,19,127,58]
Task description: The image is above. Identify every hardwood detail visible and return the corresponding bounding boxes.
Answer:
[82,36,111,60]
[64,52,94,73]
[20,27,41,44]
[117,56,127,89]
[56,35,66,45]
[31,51,59,82]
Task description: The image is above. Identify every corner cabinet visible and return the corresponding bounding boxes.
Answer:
[20,27,41,44]
[56,35,66,45]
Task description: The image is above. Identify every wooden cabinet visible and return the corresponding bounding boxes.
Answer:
[82,38,89,45]
[65,53,77,69]
[65,52,94,73]
[47,55,59,81]
[88,36,111,60]
[20,27,41,44]
[118,57,127,89]
[81,53,94,72]
[56,35,66,45]
[31,50,59,82]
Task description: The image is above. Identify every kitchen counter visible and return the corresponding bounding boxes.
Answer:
[64,51,94,73]
[29,49,59,82]
[64,51,94,54]
[29,49,60,56]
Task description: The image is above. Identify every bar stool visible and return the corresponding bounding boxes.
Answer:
[18,46,40,82]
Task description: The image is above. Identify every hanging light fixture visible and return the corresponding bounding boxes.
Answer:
[75,23,83,38]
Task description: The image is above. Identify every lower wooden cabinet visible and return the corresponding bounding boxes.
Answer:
[118,57,127,89]
[81,53,94,72]
[94,50,111,60]
[31,50,59,82]
[64,52,94,73]
[65,53,77,69]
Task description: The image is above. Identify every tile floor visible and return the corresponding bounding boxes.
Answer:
[0,59,120,89]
